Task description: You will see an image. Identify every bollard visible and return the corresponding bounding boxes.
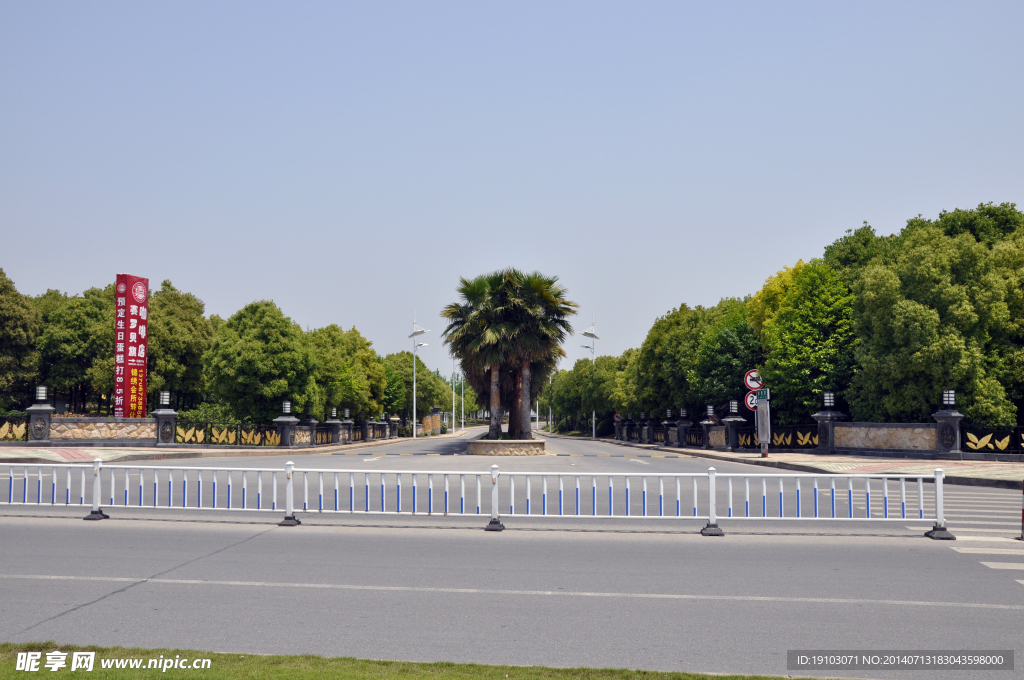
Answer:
[700,468,724,536]
[485,464,504,531]
[278,461,301,526]
[83,459,109,520]
[924,468,954,540]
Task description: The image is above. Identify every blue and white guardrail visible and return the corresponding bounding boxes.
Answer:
[2,461,955,539]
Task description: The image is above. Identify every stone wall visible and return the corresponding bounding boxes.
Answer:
[292,427,311,445]
[422,414,441,435]
[467,440,545,456]
[49,418,156,440]
[708,427,726,448]
[834,424,936,451]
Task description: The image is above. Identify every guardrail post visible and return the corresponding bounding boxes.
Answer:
[84,459,109,520]
[700,467,724,536]
[485,464,504,531]
[924,468,954,540]
[279,461,301,526]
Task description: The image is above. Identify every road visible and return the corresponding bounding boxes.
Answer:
[1,430,1022,679]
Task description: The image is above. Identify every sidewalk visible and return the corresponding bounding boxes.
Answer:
[0,428,480,466]
[535,431,1024,489]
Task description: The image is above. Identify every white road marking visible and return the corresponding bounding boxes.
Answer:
[628,459,650,465]
[951,547,1024,555]
[979,562,1024,570]
[906,527,1014,533]
[362,458,380,462]
[952,536,1017,542]
[0,574,1020,610]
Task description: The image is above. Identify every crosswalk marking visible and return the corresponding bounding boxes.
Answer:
[979,562,1024,570]
[951,547,1024,556]
[953,536,1017,542]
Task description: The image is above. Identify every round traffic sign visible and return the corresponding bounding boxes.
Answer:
[744,369,763,391]
[745,390,758,411]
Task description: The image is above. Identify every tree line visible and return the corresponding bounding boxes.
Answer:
[0,275,477,424]
[544,203,1024,432]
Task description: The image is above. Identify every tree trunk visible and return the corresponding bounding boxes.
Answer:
[488,367,501,440]
[519,359,532,440]
[508,370,521,440]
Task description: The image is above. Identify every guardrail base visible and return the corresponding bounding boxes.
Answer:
[924,524,955,540]
[700,523,724,536]
[83,509,109,521]
[484,518,505,532]
[278,515,301,527]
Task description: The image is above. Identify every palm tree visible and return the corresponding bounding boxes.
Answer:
[503,271,576,439]
[441,272,511,440]
[442,269,576,440]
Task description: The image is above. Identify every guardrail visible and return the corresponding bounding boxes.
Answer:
[1,462,955,539]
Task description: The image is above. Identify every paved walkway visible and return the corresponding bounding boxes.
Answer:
[536,431,1024,489]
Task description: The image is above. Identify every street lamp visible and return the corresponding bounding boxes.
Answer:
[407,319,428,440]
[581,314,599,439]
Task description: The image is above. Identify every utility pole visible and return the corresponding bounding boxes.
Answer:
[582,313,598,439]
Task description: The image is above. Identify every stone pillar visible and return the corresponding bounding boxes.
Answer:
[674,414,692,448]
[152,408,178,447]
[324,416,342,445]
[273,414,300,448]
[662,411,677,447]
[722,415,746,451]
[26,402,54,442]
[700,418,714,449]
[811,408,846,455]
[933,408,965,460]
[638,412,648,443]
[303,418,318,447]
[359,420,370,441]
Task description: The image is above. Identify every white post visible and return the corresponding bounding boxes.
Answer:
[485,464,503,531]
[413,341,417,439]
[701,467,724,536]
[279,461,300,526]
[84,458,108,520]
[925,468,953,539]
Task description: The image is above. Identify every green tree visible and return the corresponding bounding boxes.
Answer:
[146,280,213,410]
[34,286,113,413]
[203,301,314,422]
[690,299,763,409]
[382,351,448,422]
[306,325,385,420]
[0,269,41,409]
[759,261,857,424]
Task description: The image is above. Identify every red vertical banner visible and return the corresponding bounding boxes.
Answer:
[113,274,150,418]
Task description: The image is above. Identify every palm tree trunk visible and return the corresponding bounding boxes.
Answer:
[519,358,532,440]
[508,370,521,440]
[488,367,501,440]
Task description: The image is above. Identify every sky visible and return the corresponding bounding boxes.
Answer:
[2,1,1022,376]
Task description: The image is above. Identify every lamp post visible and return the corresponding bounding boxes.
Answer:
[581,314,599,439]
[407,315,428,438]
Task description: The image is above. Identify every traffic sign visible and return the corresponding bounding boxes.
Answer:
[756,387,770,401]
[744,391,758,411]
[744,369,763,391]
[756,399,771,443]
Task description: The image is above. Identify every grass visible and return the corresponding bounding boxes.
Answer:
[0,643,796,680]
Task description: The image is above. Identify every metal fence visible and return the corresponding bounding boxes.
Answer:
[685,426,704,447]
[174,422,280,446]
[0,418,27,442]
[766,424,819,449]
[2,461,955,538]
[960,425,1024,453]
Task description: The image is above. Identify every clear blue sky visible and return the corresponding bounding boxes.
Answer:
[2,1,1022,375]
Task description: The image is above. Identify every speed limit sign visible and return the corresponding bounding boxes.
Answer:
[745,391,758,411]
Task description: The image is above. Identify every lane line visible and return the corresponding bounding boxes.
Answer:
[980,562,1024,570]
[0,574,1021,611]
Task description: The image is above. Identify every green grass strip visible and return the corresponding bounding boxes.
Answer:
[0,643,798,679]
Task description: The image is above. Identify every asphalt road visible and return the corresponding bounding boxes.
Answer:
[2,431,1022,679]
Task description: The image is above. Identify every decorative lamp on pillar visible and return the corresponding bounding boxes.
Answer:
[722,399,746,452]
[933,388,964,461]
[706,405,715,418]
[152,390,178,447]
[274,400,299,448]
[344,408,350,419]
[27,386,54,442]
[331,407,337,419]
[812,388,846,455]
[674,407,692,449]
